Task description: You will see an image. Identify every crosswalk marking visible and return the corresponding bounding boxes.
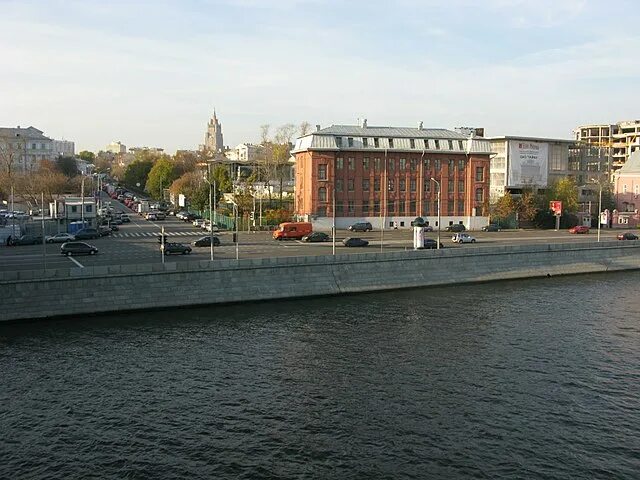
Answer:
[112,231,204,238]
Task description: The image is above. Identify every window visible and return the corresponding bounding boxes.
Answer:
[424,158,430,169]
[635,185,639,195]
[448,140,453,150]
[400,179,406,191]
[434,140,440,149]
[363,157,370,170]
[374,158,381,170]
[336,201,344,214]
[434,159,441,170]
[410,179,416,192]
[362,179,370,191]
[318,187,327,202]
[423,202,429,215]
[71,206,78,213]
[448,179,454,192]
[374,179,380,191]
[336,137,343,147]
[623,184,628,193]
[410,200,417,215]
[348,200,355,215]
[458,140,464,150]
[85,205,92,213]
[388,159,395,171]
[362,203,369,215]
[388,179,395,192]
[410,159,417,171]
[363,138,368,147]
[317,206,327,216]
[448,159,455,171]
[388,138,394,148]
[475,188,484,202]
[348,179,354,191]
[399,158,406,170]
[476,166,484,181]
[374,138,379,148]
[458,180,464,193]
[424,180,430,193]
[387,200,395,214]
[458,159,465,170]
[448,200,454,214]
[336,179,343,192]
[348,137,354,147]
[348,157,355,170]
[318,164,327,180]
[410,139,415,149]
[373,201,380,214]
[337,157,344,169]
[399,202,405,214]
[31,143,36,149]
[458,200,465,215]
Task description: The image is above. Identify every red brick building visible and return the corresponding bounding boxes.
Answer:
[292,122,493,230]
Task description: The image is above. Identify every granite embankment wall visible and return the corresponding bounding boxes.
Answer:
[1,241,639,322]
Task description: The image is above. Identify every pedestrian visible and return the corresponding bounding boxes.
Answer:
[393,221,398,230]
[6,235,12,246]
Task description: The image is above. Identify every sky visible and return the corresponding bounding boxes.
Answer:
[1,0,639,153]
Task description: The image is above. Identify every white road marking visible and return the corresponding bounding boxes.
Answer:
[67,256,84,268]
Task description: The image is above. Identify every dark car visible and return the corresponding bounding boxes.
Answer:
[10,235,43,246]
[110,218,123,225]
[74,228,100,240]
[183,213,202,222]
[120,215,131,223]
[192,236,221,247]
[617,232,639,241]
[342,237,369,247]
[445,224,466,232]
[302,232,330,242]
[481,224,500,232]
[348,222,373,232]
[60,242,98,256]
[421,238,444,249]
[161,242,192,255]
[98,227,112,237]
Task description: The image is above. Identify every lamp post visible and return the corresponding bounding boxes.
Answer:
[81,176,85,225]
[205,162,217,261]
[230,199,239,260]
[430,177,441,249]
[590,178,602,242]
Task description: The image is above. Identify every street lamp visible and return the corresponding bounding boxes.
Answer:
[590,178,603,242]
[230,199,239,260]
[204,162,217,262]
[81,176,85,225]
[430,177,441,249]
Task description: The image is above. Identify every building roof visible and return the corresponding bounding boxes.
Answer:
[618,150,640,175]
[486,135,575,144]
[292,123,493,155]
[0,126,50,140]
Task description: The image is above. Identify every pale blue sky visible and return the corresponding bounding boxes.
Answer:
[1,0,639,152]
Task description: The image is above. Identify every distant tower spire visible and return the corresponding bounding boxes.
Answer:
[204,109,224,152]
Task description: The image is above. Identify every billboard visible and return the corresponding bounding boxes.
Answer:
[508,140,548,187]
[550,200,562,216]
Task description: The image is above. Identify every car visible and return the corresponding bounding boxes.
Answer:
[9,235,43,246]
[161,242,192,255]
[193,218,205,227]
[45,233,76,243]
[569,225,590,234]
[110,217,123,225]
[617,232,639,241]
[411,217,426,227]
[73,228,101,240]
[342,237,369,247]
[109,224,119,231]
[184,213,202,222]
[302,232,330,242]
[445,224,466,232]
[146,213,158,221]
[421,238,444,249]
[98,227,112,237]
[348,222,373,232]
[203,222,220,232]
[451,233,476,244]
[176,211,189,220]
[121,215,131,223]
[60,242,98,256]
[192,236,221,247]
[155,212,166,221]
[481,224,501,232]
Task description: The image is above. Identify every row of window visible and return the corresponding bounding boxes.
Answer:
[7,142,51,150]
[318,178,469,195]
[318,161,484,181]
[318,187,485,203]
[315,199,473,217]
[621,184,640,194]
[335,137,465,151]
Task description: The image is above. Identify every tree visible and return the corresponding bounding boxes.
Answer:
[299,121,312,136]
[546,177,579,213]
[493,193,517,219]
[272,123,296,206]
[0,136,25,178]
[78,151,95,163]
[518,191,541,223]
[56,156,79,177]
[211,164,232,194]
[145,157,177,199]
[170,171,209,211]
[124,160,154,191]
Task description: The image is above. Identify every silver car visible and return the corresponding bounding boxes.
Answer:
[45,233,76,244]
[451,233,476,244]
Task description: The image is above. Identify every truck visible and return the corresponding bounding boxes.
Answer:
[272,222,313,241]
[137,201,150,215]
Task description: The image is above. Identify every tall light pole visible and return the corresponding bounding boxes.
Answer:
[205,162,216,261]
[230,199,239,260]
[81,176,85,225]
[430,177,441,249]
[590,178,602,242]
[332,156,336,256]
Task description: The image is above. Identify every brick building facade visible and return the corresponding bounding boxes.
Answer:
[292,123,493,230]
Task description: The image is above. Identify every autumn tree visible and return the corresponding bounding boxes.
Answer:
[546,177,579,213]
[493,192,517,219]
[517,190,541,223]
[170,171,208,211]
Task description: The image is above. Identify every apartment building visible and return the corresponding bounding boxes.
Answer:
[0,126,53,174]
[292,121,493,230]
[575,120,640,171]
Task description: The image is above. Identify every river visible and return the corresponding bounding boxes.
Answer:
[1,271,638,479]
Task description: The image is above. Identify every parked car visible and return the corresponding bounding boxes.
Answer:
[421,238,444,249]
[10,235,43,246]
[155,212,166,221]
[98,227,112,237]
[183,213,202,222]
[569,225,590,234]
[481,224,501,232]
[45,233,76,243]
[193,218,205,228]
[110,217,123,225]
[60,242,98,256]
[445,224,466,232]
[120,215,131,223]
[617,232,639,240]
[302,232,330,242]
[348,222,373,232]
[451,233,476,244]
[146,212,158,221]
[192,236,221,247]
[203,222,220,233]
[161,242,192,255]
[342,237,369,247]
[73,228,100,240]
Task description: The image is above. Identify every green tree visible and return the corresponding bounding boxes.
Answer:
[56,156,79,177]
[211,165,232,193]
[124,159,154,191]
[546,177,579,213]
[145,157,177,199]
[78,151,95,163]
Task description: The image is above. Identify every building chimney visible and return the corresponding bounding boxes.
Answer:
[316,124,321,132]
[418,121,423,130]
[360,118,368,128]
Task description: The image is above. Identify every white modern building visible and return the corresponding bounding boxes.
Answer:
[105,141,127,154]
[0,126,53,173]
[52,139,75,158]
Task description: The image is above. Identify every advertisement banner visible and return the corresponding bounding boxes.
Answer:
[178,194,186,208]
[550,200,562,216]
[508,140,548,187]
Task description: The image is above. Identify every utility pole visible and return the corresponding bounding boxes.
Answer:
[381,149,388,252]
[81,177,85,225]
[431,178,441,249]
[41,192,46,270]
[332,157,336,256]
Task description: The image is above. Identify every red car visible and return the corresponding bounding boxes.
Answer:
[569,225,590,234]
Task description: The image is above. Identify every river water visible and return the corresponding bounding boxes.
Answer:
[1,272,639,479]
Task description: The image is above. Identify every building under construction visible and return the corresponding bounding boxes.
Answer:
[575,120,640,171]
